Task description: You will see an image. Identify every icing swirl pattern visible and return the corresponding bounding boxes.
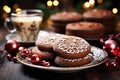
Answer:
[60,54,92,62]
[57,36,90,54]
[37,34,59,45]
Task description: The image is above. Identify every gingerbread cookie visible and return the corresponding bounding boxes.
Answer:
[83,9,116,34]
[55,54,92,67]
[31,47,55,60]
[53,36,91,59]
[48,11,83,34]
[36,33,65,51]
[66,22,105,38]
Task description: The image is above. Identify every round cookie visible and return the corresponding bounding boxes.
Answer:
[55,55,93,67]
[66,22,105,39]
[36,33,65,52]
[50,11,83,23]
[48,11,83,34]
[31,46,55,60]
[83,9,116,34]
[53,36,91,59]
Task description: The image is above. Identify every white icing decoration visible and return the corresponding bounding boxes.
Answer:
[91,47,106,62]
[61,54,91,62]
[37,34,58,45]
[58,37,89,54]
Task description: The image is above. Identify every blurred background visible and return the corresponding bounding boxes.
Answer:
[0,0,120,25]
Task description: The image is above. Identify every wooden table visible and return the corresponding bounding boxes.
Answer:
[0,26,120,80]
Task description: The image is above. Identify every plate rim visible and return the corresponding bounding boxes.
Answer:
[16,46,108,72]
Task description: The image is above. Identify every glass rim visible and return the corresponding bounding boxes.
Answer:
[11,9,43,17]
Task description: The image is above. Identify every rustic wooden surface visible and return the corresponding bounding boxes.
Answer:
[1,57,120,80]
[0,26,120,80]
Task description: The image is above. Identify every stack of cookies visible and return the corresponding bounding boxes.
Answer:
[53,36,92,67]
[66,22,105,39]
[34,32,93,67]
[83,9,116,34]
[48,11,83,34]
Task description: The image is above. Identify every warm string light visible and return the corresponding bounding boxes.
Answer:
[47,0,59,7]
[112,8,118,14]
[15,8,22,14]
[47,0,53,7]
[53,0,59,6]
[3,5,11,13]
[89,0,95,8]
[83,0,95,10]
[2,4,21,19]
[83,2,91,10]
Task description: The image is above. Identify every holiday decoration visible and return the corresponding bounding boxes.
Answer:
[4,40,19,53]
[105,59,120,70]
[100,35,119,56]
[18,46,25,52]
[13,56,17,63]
[20,48,31,58]
[31,54,41,65]
[110,47,120,56]
[4,40,51,67]
[7,54,12,61]
[104,39,117,50]
[41,60,50,67]
[100,33,120,70]
[4,40,25,62]
[115,52,120,65]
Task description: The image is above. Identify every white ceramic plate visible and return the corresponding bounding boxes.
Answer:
[16,46,108,72]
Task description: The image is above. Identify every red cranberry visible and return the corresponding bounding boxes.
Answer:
[105,60,120,70]
[104,39,117,50]
[7,54,12,61]
[100,38,104,44]
[105,61,111,68]
[21,49,31,58]
[31,54,41,65]
[41,60,50,67]
[111,61,117,69]
[18,46,25,52]
[13,57,17,63]
[115,54,120,65]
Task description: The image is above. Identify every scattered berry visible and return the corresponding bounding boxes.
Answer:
[31,54,41,65]
[41,60,50,67]
[7,54,12,61]
[13,57,18,63]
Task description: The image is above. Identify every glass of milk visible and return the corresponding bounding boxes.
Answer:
[4,9,43,42]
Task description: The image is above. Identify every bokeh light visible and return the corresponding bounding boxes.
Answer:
[47,0,53,7]
[15,8,22,14]
[3,5,11,13]
[112,8,118,14]
[53,0,59,6]
[83,2,91,9]
[89,0,95,7]
[89,0,95,5]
